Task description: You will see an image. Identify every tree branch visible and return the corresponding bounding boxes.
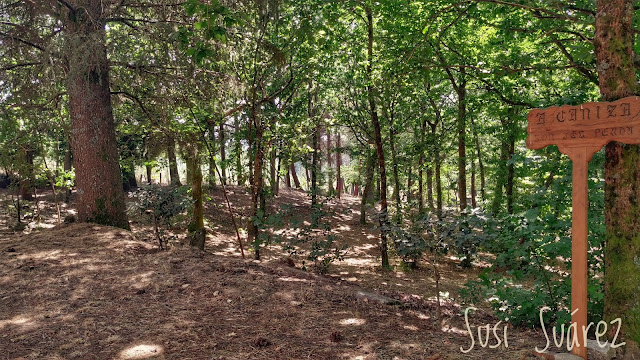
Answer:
[0,31,45,51]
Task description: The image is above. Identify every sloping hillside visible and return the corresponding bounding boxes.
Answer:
[0,221,546,360]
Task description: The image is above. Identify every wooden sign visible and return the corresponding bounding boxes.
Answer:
[527,96,640,360]
[527,97,640,159]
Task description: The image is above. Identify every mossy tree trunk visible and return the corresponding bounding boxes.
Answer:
[595,0,640,350]
[63,0,128,229]
[186,146,205,250]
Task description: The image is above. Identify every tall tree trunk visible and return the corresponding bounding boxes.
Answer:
[247,109,265,260]
[310,83,320,210]
[186,147,205,250]
[290,163,301,189]
[63,140,72,203]
[327,127,334,194]
[337,132,342,199]
[220,122,227,185]
[491,140,508,214]
[270,148,277,193]
[64,1,128,229]
[167,136,181,186]
[285,166,291,188]
[471,117,486,201]
[360,147,376,225]
[234,117,243,186]
[18,148,35,201]
[456,73,467,211]
[596,0,640,350]
[389,124,401,217]
[506,137,515,214]
[274,155,280,195]
[366,5,389,269]
[470,158,477,209]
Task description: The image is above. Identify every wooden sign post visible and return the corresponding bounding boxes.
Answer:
[527,96,640,359]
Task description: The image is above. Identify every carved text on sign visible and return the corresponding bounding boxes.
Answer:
[527,97,640,155]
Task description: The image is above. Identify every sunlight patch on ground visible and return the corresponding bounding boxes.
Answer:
[0,315,36,330]
[127,271,155,288]
[277,276,311,283]
[118,344,164,359]
[403,324,419,331]
[441,324,469,335]
[17,249,64,261]
[339,318,366,326]
[343,258,375,266]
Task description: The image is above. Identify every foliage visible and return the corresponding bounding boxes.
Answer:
[128,185,192,248]
[267,199,348,274]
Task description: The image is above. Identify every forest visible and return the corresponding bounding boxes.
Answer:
[1,1,639,359]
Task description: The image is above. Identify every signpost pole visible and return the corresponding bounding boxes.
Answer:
[570,147,589,359]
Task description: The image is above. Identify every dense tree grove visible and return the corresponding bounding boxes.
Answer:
[2,0,640,356]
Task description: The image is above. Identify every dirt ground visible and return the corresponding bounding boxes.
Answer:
[0,186,550,359]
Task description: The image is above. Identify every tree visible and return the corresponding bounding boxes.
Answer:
[596,0,640,352]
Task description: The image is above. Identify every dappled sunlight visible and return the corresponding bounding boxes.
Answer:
[277,276,312,283]
[441,324,469,335]
[0,315,36,330]
[127,271,155,289]
[339,317,366,326]
[118,343,164,359]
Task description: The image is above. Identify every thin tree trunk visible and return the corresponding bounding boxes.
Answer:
[327,127,334,194]
[167,136,181,186]
[506,137,515,214]
[471,117,486,201]
[310,83,320,210]
[186,147,205,250]
[64,0,128,229]
[247,109,265,260]
[491,140,508,215]
[471,158,477,208]
[389,124,401,210]
[366,5,389,268]
[235,115,243,186]
[63,140,72,203]
[220,122,226,185]
[290,163,301,189]
[337,132,342,199]
[274,155,280,195]
[360,147,376,225]
[285,166,291,188]
[457,73,467,211]
[270,148,277,193]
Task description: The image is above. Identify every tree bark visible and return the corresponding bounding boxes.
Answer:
[247,108,265,260]
[360,147,376,225]
[63,140,72,203]
[337,132,342,198]
[220,122,227,185]
[186,147,205,250]
[310,83,320,209]
[456,73,467,211]
[167,136,181,186]
[64,0,128,229]
[366,5,389,268]
[471,117,486,201]
[471,158,477,208]
[290,163,301,189]
[234,116,243,186]
[595,0,640,349]
[389,123,401,206]
[327,127,334,194]
[506,137,515,214]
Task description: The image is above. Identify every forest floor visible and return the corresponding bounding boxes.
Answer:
[0,186,550,360]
